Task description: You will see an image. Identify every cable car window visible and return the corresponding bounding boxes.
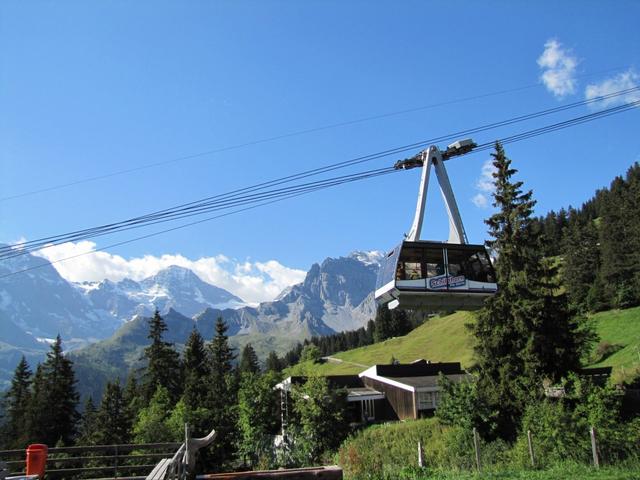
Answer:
[477,250,496,283]
[424,248,445,278]
[446,248,469,279]
[446,248,495,283]
[398,247,424,280]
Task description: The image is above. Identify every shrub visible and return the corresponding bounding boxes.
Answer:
[594,341,623,362]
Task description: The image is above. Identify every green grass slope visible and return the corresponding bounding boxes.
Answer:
[286,311,475,376]
[587,306,640,383]
[286,306,640,383]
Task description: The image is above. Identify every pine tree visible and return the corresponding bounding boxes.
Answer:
[26,336,79,445]
[76,397,98,445]
[264,351,282,373]
[182,328,209,411]
[204,317,238,471]
[563,216,601,311]
[141,310,182,404]
[373,307,410,342]
[94,380,130,445]
[238,343,260,375]
[2,356,32,448]
[599,164,640,307]
[123,374,144,431]
[471,143,591,440]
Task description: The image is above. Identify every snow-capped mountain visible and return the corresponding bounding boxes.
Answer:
[1,246,382,391]
[0,245,117,343]
[76,265,245,321]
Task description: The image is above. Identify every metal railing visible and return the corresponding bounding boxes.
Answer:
[0,442,181,479]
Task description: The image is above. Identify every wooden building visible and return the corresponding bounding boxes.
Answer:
[276,360,470,426]
[359,360,469,420]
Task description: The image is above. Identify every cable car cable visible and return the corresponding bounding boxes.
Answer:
[4,85,638,259]
[2,65,630,203]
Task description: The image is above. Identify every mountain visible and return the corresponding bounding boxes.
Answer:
[76,265,245,321]
[1,247,383,395]
[0,245,117,343]
[70,251,384,399]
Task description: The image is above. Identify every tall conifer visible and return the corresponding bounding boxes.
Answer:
[182,327,209,411]
[77,397,98,445]
[141,310,182,404]
[2,356,32,448]
[94,380,130,445]
[471,143,590,440]
[239,343,260,375]
[26,336,79,445]
[204,317,237,470]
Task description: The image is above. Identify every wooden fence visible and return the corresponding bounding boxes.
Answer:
[0,442,181,479]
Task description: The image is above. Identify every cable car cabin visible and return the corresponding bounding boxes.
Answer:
[375,241,497,311]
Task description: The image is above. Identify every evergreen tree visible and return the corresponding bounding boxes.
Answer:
[599,165,640,308]
[182,328,209,411]
[373,307,393,342]
[373,307,410,342]
[141,310,182,404]
[204,317,238,471]
[26,336,79,446]
[264,351,282,373]
[76,397,98,445]
[471,143,591,440]
[238,343,260,375]
[563,216,601,311]
[2,356,32,448]
[94,380,130,445]
[123,374,144,430]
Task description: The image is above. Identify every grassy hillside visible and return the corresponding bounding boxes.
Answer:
[286,307,640,383]
[587,306,640,383]
[286,311,475,376]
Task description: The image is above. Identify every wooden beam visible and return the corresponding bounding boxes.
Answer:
[198,465,343,480]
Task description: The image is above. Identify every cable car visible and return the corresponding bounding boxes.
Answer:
[375,141,497,311]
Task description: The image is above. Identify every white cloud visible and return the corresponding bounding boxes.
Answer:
[585,70,640,109]
[537,39,578,98]
[471,159,496,209]
[472,193,488,208]
[33,241,307,304]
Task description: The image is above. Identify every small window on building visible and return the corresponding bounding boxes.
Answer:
[362,398,375,421]
[417,391,436,410]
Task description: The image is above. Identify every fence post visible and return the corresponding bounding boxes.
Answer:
[417,440,424,468]
[472,427,482,472]
[590,426,600,468]
[114,444,118,478]
[527,429,535,468]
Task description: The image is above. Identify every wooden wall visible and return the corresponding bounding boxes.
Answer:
[362,378,416,420]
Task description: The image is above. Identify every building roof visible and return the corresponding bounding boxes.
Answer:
[359,360,470,392]
[275,375,384,401]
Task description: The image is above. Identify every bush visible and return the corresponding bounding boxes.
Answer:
[593,341,623,362]
[337,418,512,478]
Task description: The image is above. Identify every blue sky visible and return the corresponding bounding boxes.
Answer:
[1,1,639,302]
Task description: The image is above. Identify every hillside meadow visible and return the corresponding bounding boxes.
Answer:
[286,307,640,383]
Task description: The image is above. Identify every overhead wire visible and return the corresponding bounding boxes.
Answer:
[0,167,398,261]
[0,65,630,202]
[0,169,399,278]
[3,84,639,260]
[1,92,638,276]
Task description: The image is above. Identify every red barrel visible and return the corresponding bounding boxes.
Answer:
[25,443,48,478]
